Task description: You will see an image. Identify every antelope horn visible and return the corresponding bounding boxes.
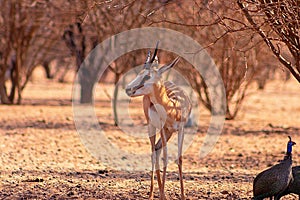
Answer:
[150,41,159,63]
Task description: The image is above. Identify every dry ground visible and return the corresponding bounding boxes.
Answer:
[0,69,300,199]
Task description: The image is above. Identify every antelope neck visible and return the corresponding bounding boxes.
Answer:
[149,81,169,108]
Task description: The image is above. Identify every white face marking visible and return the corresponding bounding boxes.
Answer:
[125,68,160,97]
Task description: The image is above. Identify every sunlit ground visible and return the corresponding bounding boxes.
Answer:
[0,67,299,199]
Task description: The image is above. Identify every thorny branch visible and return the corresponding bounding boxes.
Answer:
[237,0,300,83]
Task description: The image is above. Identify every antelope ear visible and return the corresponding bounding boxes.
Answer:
[158,57,180,75]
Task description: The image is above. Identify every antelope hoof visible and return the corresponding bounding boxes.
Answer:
[159,194,168,200]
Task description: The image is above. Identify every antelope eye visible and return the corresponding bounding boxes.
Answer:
[144,75,150,80]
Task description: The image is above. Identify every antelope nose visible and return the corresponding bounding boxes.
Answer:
[125,88,132,96]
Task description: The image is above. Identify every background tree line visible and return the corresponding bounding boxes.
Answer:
[0,0,298,120]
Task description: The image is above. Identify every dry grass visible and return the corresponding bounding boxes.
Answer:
[0,68,299,199]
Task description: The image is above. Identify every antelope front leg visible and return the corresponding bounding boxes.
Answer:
[154,142,163,200]
[155,130,172,200]
[161,128,168,199]
[155,151,164,200]
[177,124,185,200]
[148,125,157,200]
[153,139,165,200]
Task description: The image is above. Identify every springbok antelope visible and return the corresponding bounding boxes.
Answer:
[125,43,192,200]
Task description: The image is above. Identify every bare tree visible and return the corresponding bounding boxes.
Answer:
[132,0,268,119]
[0,0,80,104]
[237,0,300,82]
[140,0,299,118]
[1,0,294,122]
[62,0,171,124]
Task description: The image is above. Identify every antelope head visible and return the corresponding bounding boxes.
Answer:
[125,43,179,97]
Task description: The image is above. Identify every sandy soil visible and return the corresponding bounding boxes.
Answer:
[0,69,300,199]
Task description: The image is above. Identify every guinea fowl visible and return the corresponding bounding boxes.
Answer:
[278,166,300,199]
[253,136,296,200]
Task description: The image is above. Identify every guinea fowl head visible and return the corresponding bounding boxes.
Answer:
[286,136,296,157]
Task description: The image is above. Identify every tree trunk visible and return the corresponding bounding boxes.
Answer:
[43,60,53,79]
[0,76,11,104]
[78,64,92,104]
[80,78,94,104]
[8,56,16,102]
[112,73,120,126]
[15,50,22,104]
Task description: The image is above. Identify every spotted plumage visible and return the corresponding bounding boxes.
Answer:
[253,136,296,200]
[278,166,300,199]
